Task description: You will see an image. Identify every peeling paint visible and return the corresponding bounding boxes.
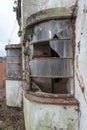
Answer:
[24,96,79,130]
[76,55,79,69]
[76,73,85,93]
[77,41,80,53]
[20,0,87,130]
[6,80,22,107]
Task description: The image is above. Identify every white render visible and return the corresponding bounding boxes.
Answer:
[75,0,87,130]
[24,97,79,130]
[21,0,87,130]
[21,0,77,28]
[6,80,22,107]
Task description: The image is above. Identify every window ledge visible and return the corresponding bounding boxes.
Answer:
[26,7,76,28]
[24,91,79,106]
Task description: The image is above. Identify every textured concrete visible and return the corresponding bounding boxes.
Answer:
[21,0,87,130]
[6,80,22,107]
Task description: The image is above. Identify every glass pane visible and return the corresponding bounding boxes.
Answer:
[7,49,22,57]
[30,40,72,59]
[7,56,21,63]
[30,58,73,77]
[7,69,22,78]
[50,40,72,58]
[32,20,72,41]
[7,63,22,70]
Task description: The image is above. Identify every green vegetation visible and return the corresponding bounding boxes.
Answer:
[23,47,30,56]
[18,30,23,37]
[13,0,18,12]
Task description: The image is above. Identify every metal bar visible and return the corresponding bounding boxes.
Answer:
[30,75,73,78]
[29,39,71,45]
[29,57,73,60]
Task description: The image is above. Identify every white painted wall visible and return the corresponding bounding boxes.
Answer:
[21,0,77,28]
[6,80,22,107]
[75,0,87,130]
[24,97,79,130]
[21,0,87,129]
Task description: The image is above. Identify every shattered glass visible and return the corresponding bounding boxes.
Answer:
[32,20,72,41]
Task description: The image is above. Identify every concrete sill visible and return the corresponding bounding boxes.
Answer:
[24,91,79,106]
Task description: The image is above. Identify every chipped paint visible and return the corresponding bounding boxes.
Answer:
[77,41,80,53]
[21,0,80,130]
[75,0,87,130]
[26,7,76,28]
[20,0,87,130]
[5,44,22,107]
[21,0,77,29]
[24,96,79,130]
[76,73,85,93]
[6,80,22,107]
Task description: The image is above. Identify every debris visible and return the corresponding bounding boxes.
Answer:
[0,87,25,130]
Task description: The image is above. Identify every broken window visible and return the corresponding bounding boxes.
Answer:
[6,48,22,79]
[28,20,74,94]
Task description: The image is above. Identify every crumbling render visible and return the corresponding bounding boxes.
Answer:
[76,72,87,104]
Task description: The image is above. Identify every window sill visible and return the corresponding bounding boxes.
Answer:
[24,91,79,106]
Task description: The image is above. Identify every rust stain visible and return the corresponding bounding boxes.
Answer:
[76,73,85,93]
[83,4,87,13]
[71,0,78,17]
[76,55,79,69]
[71,19,75,78]
[77,41,80,53]
[25,93,79,106]
[80,75,85,93]
[76,73,87,104]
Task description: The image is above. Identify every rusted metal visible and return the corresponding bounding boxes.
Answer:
[31,57,73,60]
[30,75,73,78]
[70,19,76,96]
[29,39,71,45]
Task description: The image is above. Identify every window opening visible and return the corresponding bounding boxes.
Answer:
[28,20,73,95]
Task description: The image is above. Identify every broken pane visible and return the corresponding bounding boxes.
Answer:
[32,20,72,41]
[50,40,72,58]
[29,42,51,59]
[52,78,71,94]
[31,77,52,93]
[30,39,72,59]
